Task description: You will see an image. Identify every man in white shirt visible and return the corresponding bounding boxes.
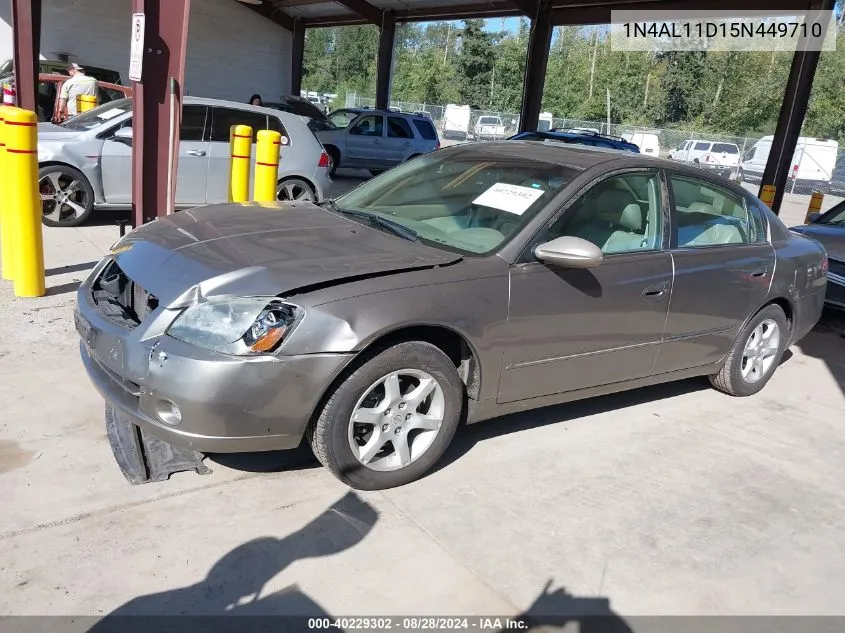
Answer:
[58,63,97,120]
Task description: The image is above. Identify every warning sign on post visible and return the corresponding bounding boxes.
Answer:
[129,13,146,82]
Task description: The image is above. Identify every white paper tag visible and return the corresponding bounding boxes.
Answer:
[472,182,545,215]
[98,108,126,121]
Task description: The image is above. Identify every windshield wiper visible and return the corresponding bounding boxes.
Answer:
[333,207,420,242]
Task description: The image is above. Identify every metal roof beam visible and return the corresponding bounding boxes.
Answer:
[334,0,383,24]
[550,0,816,24]
[243,1,296,31]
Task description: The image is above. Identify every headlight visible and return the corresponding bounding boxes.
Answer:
[167,297,302,355]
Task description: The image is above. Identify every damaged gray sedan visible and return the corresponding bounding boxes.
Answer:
[75,142,827,490]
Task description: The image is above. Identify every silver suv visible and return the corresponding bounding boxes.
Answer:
[37,96,332,227]
[316,108,440,176]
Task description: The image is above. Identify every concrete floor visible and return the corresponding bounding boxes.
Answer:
[1,181,844,624]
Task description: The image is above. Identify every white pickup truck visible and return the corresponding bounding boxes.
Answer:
[474,115,507,141]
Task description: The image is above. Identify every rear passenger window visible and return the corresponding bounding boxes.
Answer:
[712,143,738,154]
[670,176,753,247]
[266,115,291,146]
[413,118,437,141]
[180,105,208,141]
[209,107,268,142]
[694,142,710,151]
[387,116,414,139]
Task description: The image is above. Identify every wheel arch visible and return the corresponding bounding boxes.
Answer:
[276,174,318,198]
[730,296,795,356]
[38,161,102,212]
[303,323,482,450]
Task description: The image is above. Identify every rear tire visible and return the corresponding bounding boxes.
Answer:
[307,341,463,490]
[276,177,316,202]
[709,304,788,396]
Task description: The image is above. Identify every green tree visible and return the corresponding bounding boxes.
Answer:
[456,19,496,108]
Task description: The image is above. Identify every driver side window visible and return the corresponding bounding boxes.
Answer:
[350,115,384,137]
[542,172,664,255]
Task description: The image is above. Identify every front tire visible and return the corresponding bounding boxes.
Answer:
[307,341,463,490]
[710,304,788,396]
[39,164,95,227]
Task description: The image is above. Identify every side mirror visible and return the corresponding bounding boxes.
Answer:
[112,126,133,145]
[534,236,603,269]
[806,212,822,224]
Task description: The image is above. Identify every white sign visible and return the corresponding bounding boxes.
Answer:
[472,182,545,215]
[129,13,146,82]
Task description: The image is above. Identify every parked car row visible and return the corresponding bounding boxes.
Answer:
[666,136,841,192]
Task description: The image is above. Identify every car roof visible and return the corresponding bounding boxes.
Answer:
[183,95,307,122]
[513,130,639,152]
[335,107,425,118]
[448,140,750,177]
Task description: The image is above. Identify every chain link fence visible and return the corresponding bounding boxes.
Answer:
[343,93,843,197]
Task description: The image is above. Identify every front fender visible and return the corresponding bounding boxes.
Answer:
[280,275,510,401]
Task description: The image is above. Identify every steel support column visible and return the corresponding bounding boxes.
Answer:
[375,12,396,110]
[11,0,42,113]
[291,20,305,96]
[519,4,552,133]
[759,0,833,214]
[130,0,191,228]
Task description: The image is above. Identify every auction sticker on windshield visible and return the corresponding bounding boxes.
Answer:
[472,183,545,215]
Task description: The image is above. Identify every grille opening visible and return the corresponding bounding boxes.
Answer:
[91,260,158,327]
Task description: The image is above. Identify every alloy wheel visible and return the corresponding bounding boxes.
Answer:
[741,318,780,384]
[277,178,315,202]
[40,171,89,224]
[347,369,445,472]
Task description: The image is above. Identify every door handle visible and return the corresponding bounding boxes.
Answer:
[372,139,381,144]
[750,267,769,277]
[185,150,206,156]
[642,281,669,299]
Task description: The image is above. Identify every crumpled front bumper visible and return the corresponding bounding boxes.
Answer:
[76,281,354,460]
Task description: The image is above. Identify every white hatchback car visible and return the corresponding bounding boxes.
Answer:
[37,96,332,226]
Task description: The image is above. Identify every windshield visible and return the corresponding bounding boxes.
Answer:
[818,202,845,225]
[62,98,131,130]
[329,110,359,128]
[335,150,578,255]
[478,117,500,125]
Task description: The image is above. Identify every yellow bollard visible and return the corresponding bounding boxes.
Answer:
[805,191,824,224]
[0,105,15,281]
[759,184,776,208]
[76,94,98,113]
[254,129,282,202]
[5,108,44,297]
[228,124,253,203]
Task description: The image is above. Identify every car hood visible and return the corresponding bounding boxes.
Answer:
[790,224,845,261]
[111,202,462,309]
[37,122,83,141]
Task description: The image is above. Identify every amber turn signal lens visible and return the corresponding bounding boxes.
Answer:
[249,326,287,352]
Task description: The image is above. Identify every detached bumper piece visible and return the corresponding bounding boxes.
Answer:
[105,404,211,484]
